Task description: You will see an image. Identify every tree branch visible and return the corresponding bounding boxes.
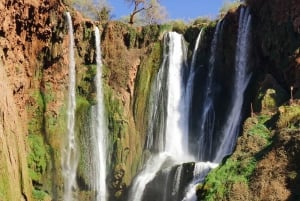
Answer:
[129,3,153,24]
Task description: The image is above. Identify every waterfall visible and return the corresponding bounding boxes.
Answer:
[164,32,191,159]
[196,21,222,161]
[92,26,108,201]
[128,7,252,201]
[181,162,218,201]
[62,12,78,201]
[186,28,203,106]
[128,32,193,201]
[214,7,252,162]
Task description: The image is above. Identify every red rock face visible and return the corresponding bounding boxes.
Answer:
[0,1,70,199]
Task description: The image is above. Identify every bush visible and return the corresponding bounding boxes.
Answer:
[169,20,188,34]
[219,0,242,16]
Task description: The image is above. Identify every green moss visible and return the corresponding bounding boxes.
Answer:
[75,95,92,187]
[77,64,97,103]
[102,81,127,171]
[0,165,11,201]
[133,42,162,131]
[248,115,272,142]
[200,113,275,200]
[32,188,50,201]
[27,134,49,183]
[126,26,138,48]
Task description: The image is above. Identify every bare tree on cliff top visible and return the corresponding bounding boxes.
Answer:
[126,0,167,24]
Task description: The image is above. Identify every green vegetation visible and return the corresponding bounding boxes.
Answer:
[199,114,273,200]
[133,42,162,130]
[199,158,256,201]
[28,134,49,182]
[75,95,92,187]
[219,0,242,16]
[169,20,188,34]
[26,90,49,185]
[277,105,300,129]
[0,164,11,201]
[192,17,212,26]
[32,189,48,201]
[247,115,272,143]
[103,83,125,154]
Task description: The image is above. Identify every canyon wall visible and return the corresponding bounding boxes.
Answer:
[0,0,299,201]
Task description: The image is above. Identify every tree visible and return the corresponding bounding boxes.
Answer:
[125,0,167,24]
[71,0,112,21]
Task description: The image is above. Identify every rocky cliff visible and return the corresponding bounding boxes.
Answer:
[0,0,165,200]
[0,0,299,201]
[198,0,300,200]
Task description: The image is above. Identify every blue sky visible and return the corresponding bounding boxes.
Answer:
[108,0,235,21]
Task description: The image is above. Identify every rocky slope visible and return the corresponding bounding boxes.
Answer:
[198,0,300,200]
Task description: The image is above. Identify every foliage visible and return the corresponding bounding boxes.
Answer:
[133,42,162,130]
[192,17,212,26]
[219,0,242,16]
[71,0,112,21]
[169,20,188,34]
[200,158,256,201]
[32,189,48,201]
[277,105,300,129]
[199,113,274,200]
[247,115,272,142]
[27,135,49,183]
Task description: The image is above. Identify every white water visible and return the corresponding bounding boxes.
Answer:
[165,32,191,160]
[185,29,203,129]
[128,32,193,201]
[128,153,171,201]
[214,7,252,162]
[62,12,78,201]
[182,162,218,201]
[197,21,222,160]
[93,26,108,201]
[129,8,252,199]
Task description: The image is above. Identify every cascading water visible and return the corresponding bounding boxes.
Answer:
[182,7,252,201]
[128,6,252,201]
[62,12,78,201]
[196,21,222,161]
[214,7,252,162]
[128,32,193,201]
[185,29,203,135]
[91,26,108,201]
[181,162,218,201]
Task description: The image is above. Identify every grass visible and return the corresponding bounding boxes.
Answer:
[277,105,300,129]
[200,158,256,201]
[248,114,272,143]
[200,114,274,200]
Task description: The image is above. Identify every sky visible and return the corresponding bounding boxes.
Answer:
[108,0,236,21]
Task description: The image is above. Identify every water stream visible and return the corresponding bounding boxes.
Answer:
[92,26,108,201]
[62,12,78,201]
